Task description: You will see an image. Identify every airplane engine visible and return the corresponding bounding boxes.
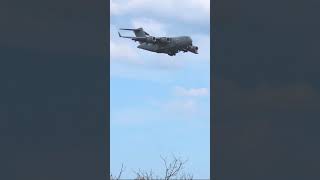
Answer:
[146,36,157,43]
[188,45,198,54]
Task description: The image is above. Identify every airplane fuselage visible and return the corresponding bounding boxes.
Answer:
[137,36,193,55]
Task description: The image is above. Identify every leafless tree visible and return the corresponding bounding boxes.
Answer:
[109,163,125,180]
[110,155,193,180]
[179,172,194,180]
[160,155,188,180]
[133,169,155,180]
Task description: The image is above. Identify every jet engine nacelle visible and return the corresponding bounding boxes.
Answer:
[188,45,199,54]
[146,36,157,43]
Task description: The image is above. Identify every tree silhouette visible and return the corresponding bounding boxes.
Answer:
[108,155,193,180]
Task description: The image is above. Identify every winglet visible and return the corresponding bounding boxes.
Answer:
[118,32,122,37]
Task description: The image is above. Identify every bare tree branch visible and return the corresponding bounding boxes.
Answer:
[160,154,189,180]
[110,163,125,180]
[179,172,194,180]
[134,168,154,180]
[111,155,193,180]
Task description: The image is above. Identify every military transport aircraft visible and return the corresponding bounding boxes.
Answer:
[118,27,198,56]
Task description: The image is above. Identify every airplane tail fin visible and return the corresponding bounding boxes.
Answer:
[119,27,149,37]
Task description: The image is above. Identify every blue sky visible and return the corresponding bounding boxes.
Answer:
[110,0,210,178]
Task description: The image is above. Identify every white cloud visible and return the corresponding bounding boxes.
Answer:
[131,18,167,36]
[110,0,122,15]
[110,24,143,65]
[161,98,209,121]
[164,99,198,113]
[160,86,210,117]
[110,0,210,24]
[174,86,209,97]
[110,40,138,60]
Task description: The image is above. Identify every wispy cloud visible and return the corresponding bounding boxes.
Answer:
[131,18,167,36]
[111,86,210,125]
[110,0,122,15]
[174,86,209,97]
[163,99,198,114]
[110,40,138,60]
[110,0,210,24]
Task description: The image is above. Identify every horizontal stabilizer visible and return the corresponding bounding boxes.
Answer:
[119,27,148,38]
[119,28,143,31]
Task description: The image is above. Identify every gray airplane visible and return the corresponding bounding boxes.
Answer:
[118,27,198,56]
